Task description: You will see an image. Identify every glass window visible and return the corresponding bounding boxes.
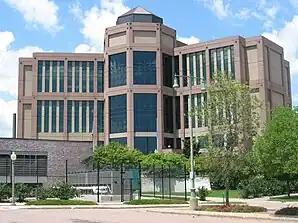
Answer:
[184,95,189,128]
[110,137,127,145]
[134,137,157,154]
[97,62,104,93]
[175,96,180,129]
[164,138,174,149]
[52,61,57,92]
[45,61,50,92]
[67,62,72,92]
[163,54,173,87]
[174,56,179,75]
[89,62,94,93]
[109,52,126,88]
[182,54,187,87]
[176,138,182,149]
[202,52,206,82]
[37,101,42,133]
[82,62,87,93]
[51,101,57,132]
[75,62,80,93]
[195,53,200,85]
[44,100,49,132]
[74,101,80,132]
[210,49,215,79]
[37,61,43,92]
[59,61,64,92]
[204,93,208,126]
[89,101,94,132]
[216,48,222,71]
[109,94,127,133]
[134,93,157,132]
[231,46,235,77]
[163,95,173,133]
[82,101,87,133]
[133,51,156,85]
[97,101,104,132]
[189,53,194,86]
[223,47,229,73]
[67,100,72,133]
[59,100,64,132]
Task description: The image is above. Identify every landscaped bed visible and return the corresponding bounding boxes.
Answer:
[124,199,188,205]
[270,195,298,202]
[275,207,298,217]
[26,200,97,205]
[197,205,267,213]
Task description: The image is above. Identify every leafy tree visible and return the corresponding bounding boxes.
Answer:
[254,106,298,197]
[194,72,262,205]
[0,183,10,202]
[93,142,144,168]
[15,183,30,202]
[182,137,202,159]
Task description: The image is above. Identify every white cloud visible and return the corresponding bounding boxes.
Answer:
[0,98,17,137]
[290,0,298,8]
[263,16,298,76]
[74,44,96,53]
[177,36,200,45]
[3,0,61,32]
[235,8,251,20]
[70,0,130,52]
[198,0,230,19]
[293,94,298,105]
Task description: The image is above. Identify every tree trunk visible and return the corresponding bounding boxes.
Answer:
[287,180,291,198]
[225,178,230,206]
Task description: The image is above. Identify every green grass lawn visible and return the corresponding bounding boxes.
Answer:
[142,190,240,198]
[269,195,298,202]
[26,199,97,205]
[124,199,188,205]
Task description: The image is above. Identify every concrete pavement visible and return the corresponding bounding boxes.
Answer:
[1,209,298,223]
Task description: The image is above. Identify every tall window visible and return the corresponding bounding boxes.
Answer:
[210,49,215,79]
[45,61,50,92]
[109,94,127,133]
[74,101,80,132]
[37,61,43,92]
[89,62,94,93]
[97,101,104,132]
[51,101,57,132]
[231,46,235,76]
[109,52,126,88]
[59,100,64,132]
[59,61,64,92]
[75,62,80,93]
[175,96,180,129]
[82,101,87,132]
[163,54,173,87]
[134,137,157,154]
[67,62,72,92]
[82,62,87,93]
[184,95,189,128]
[52,61,57,92]
[89,101,94,132]
[134,93,157,132]
[67,101,72,133]
[163,95,173,133]
[44,101,49,132]
[37,101,42,132]
[133,51,156,85]
[216,48,222,71]
[223,47,229,73]
[97,62,104,92]
[182,55,187,87]
[110,137,127,145]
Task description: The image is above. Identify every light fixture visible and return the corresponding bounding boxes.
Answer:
[10,152,16,161]
[173,75,180,89]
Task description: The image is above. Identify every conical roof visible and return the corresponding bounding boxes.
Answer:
[116,6,163,25]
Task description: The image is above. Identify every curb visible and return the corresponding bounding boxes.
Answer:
[0,204,188,210]
[146,210,298,222]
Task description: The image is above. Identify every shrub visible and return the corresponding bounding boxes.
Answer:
[26,199,96,206]
[0,184,11,202]
[198,205,267,213]
[36,187,52,200]
[197,186,209,201]
[238,175,285,199]
[15,183,30,202]
[275,207,298,216]
[51,183,79,200]
[124,199,188,205]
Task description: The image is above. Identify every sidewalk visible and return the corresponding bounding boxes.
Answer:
[146,208,298,222]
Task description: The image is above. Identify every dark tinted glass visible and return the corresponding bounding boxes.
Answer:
[134,137,157,154]
[109,94,127,133]
[109,52,126,88]
[133,51,156,85]
[163,95,173,133]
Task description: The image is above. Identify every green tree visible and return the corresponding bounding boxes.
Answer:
[182,137,202,159]
[195,72,262,205]
[254,106,298,197]
[93,142,144,168]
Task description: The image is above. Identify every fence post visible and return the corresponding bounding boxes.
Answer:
[97,162,100,203]
[120,163,124,202]
[184,164,187,201]
[65,160,68,184]
[153,163,156,197]
[161,164,164,199]
[169,164,171,199]
[138,162,142,200]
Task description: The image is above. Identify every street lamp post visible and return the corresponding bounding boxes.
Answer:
[173,73,205,210]
[10,152,17,206]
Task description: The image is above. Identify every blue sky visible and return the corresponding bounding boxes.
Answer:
[0,0,297,137]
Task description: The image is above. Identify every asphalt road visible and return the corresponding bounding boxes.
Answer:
[0,209,295,223]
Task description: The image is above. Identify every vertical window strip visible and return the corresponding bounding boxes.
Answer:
[184,95,189,129]
[189,53,194,86]
[182,54,187,87]
[89,62,94,93]
[97,101,104,132]
[210,50,215,79]
[37,101,42,133]
[82,101,87,133]
[197,94,202,127]
[45,61,50,92]
[202,52,206,82]
[75,62,80,93]
[51,101,57,132]
[52,61,57,92]
[37,61,43,92]
[203,93,208,127]
[67,101,72,133]
[74,101,80,132]
[59,61,64,93]
[97,62,104,92]
[89,101,94,132]
[59,100,64,132]
[44,100,49,132]
[67,62,72,92]
[195,53,200,86]
[82,62,87,93]
[230,46,235,77]
[216,48,222,72]
[224,47,229,73]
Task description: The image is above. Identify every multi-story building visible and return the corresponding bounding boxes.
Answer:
[17,7,292,153]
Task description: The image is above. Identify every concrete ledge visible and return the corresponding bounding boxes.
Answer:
[147,209,298,222]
